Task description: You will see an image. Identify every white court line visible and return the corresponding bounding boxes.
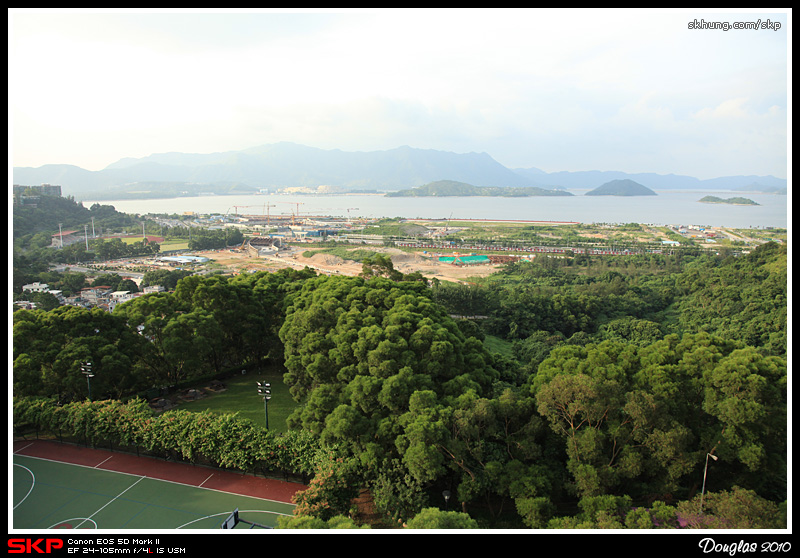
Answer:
[13,453,297,506]
[199,473,214,487]
[13,442,35,454]
[14,456,296,530]
[47,517,97,530]
[176,509,289,529]
[95,456,114,468]
[74,476,146,529]
[13,464,35,510]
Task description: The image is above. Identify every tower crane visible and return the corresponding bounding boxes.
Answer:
[261,203,276,225]
[230,205,259,216]
[277,201,305,225]
[229,204,276,222]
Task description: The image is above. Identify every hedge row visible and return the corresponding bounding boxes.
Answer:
[13,396,323,479]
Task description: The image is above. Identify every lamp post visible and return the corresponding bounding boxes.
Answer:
[257,381,271,429]
[442,490,451,511]
[700,452,718,512]
[80,362,94,401]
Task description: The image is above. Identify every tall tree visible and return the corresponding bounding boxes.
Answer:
[531,334,786,502]
[13,306,148,400]
[279,274,500,509]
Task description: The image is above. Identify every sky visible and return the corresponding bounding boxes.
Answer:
[8,8,791,180]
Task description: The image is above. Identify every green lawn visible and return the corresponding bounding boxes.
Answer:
[159,239,190,251]
[178,368,295,433]
[483,334,514,357]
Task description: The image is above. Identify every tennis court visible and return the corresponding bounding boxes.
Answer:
[12,440,302,530]
[437,255,490,265]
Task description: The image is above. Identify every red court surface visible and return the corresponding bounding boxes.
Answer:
[12,439,307,504]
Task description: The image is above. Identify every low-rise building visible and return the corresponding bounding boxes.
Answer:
[80,286,113,306]
[143,285,166,294]
[22,282,50,293]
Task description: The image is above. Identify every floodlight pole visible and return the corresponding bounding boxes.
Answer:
[81,361,94,401]
[257,381,271,429]
[700,452,718,512]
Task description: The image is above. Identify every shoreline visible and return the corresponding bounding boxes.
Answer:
[699,201,760,206]
[405,218,580,225]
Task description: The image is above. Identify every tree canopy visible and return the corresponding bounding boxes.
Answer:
[11,240,787,529]
[279,275,499,455]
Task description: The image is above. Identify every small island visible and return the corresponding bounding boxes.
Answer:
[385,180,573,197]
[585,179,657,196]
[699,195,760,206]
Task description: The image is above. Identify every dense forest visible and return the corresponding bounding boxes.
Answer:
[11,199,788,529]
[13,196,158,282]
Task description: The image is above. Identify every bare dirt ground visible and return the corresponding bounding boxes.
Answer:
[194,248,283,273]
[284,247,502,283]
[197,246,502,283]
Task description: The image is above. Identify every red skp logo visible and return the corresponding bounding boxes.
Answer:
[8,539,64,554]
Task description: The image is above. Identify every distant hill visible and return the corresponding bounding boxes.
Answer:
[733,182,787,195]
[513,167,787,192]
[12,194,137,239]
[585,179,657,196]
[13,142,787,200]
[385,180,572,197]
[699,195,760,206]
[13,143,542,200]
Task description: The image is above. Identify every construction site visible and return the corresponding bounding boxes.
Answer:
[222,244,510,283]
[156,231,508,283]
[90,209,559,284]
[183,207,512,282]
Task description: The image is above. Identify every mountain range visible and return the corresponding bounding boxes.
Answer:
[12,142,788,200]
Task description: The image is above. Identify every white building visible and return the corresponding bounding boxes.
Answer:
[143,285,166,294]
[22,282,50,292]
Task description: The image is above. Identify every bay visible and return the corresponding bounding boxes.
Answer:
[83,189,789,229]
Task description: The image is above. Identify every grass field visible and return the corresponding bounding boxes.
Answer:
[159,239,190,251]
[118,237,190,253]
[178,368,295,433]
[177,342,514,430]
[483,334,513,357]
[12,453,295,530]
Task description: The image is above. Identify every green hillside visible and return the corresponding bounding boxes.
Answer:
[699,195,759,205]
[585,179,657,196]
[386,180,572,197]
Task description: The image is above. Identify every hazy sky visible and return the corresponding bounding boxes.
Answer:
[9,8,790,179]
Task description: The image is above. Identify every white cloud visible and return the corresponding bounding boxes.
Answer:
[9,9,788,179]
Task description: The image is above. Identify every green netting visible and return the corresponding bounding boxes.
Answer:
[438,255,490,264]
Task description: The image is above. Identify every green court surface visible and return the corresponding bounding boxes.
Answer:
[437,255,490,264]
[12,455,295,530]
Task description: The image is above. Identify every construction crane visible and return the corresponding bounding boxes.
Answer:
[277,201,305,225]
[260,203,276,225]
[228,204,276,222]
[346,208,359,223]
[230,205,257,216]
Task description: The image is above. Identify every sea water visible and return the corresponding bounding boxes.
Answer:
[82,189,789,229]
